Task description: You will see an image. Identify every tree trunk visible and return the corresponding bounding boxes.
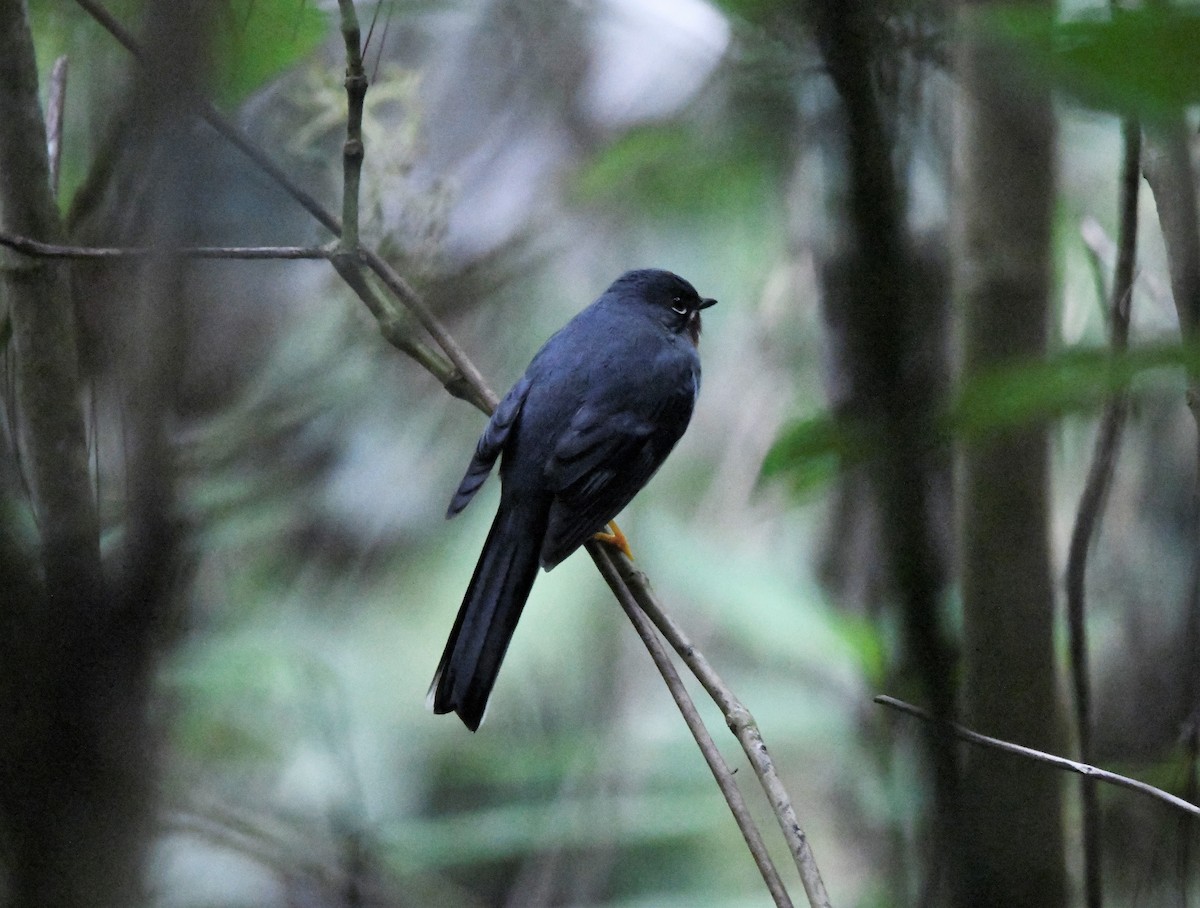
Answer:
[954,5,1068,906]
[805,1,967,901]
[0,2,203,905]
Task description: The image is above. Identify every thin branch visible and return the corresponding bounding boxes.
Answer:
[1065,117,1139,908]
[609,554,833,908]
[0,231,333,260]
[336,0,366,254]
[589,543,796,908]
[359,247,497,410]
[875,695,1200,821]
[45,56,68,196]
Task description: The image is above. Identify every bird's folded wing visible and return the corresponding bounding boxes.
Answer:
[539,400,688,568]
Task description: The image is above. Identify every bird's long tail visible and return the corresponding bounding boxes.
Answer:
[429,503,546,731]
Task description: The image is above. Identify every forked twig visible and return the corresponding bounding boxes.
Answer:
[590,543,795,908]
[612,555,833,908]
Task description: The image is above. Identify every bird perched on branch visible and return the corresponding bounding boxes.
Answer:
[430,268,717,731]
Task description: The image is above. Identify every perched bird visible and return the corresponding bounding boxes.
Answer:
[430,269,717,731]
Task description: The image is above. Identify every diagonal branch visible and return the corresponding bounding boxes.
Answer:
[589,543,796,908]
[609,553,833,908]
[45,56,68,195]
[876,695,1200,821]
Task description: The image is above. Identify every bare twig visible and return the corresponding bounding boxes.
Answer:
[336,0,366,255]
[876,695,1200,820]
[589,543,796,908]
[1065,117,1139,908]
[0,231,332,260]
[609,555,833,908]
[45,56,68,195]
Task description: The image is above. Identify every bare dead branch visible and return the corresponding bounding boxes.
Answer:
[589,543,796,908]
[876,695,1200,821]
[608,554,833,908]
[0,231,333,260]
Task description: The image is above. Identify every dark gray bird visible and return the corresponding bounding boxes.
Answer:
[430,268,716,731]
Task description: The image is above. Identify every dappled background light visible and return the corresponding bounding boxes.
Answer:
[8,0,1200,906]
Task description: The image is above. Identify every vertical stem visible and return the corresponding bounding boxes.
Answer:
[1065,117,1139,908]
[0,1,100,602]
[338,0,366,254]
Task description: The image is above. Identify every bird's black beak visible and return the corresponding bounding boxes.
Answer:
[697,297,718,311]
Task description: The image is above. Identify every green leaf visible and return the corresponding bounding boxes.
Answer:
[211,0,329,106]
[761,413,858,495]
[949,342,1200,439]
[763,341,1200,493]
[979,4,1200,118]
[571,124,777,219]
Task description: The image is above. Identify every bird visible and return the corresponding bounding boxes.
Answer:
[430,268,717,731]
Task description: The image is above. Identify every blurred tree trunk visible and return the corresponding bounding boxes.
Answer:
[0,2,199,905]
[805,2,967,902]
[954,4,1067,906]
[0,1,131,905]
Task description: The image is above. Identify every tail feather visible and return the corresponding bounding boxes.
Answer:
[430,503,546,730]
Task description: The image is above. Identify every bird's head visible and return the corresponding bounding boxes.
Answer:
[609,269,717,346]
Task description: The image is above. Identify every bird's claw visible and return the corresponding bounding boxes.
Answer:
[593,521,633,560]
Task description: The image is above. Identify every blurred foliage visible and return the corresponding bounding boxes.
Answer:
[572,122,786,221]
[29,0,328,107]
[209,0,329,106]
[765,341,1200,495]
[27,0,328,207]
[12,0,1200,905]
[979,3,1200,119]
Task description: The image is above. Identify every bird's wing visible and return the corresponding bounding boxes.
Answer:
[446,374,533,518]
[539,386,694,569]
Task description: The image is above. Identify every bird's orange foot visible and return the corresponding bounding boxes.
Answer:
[593,520,633,560]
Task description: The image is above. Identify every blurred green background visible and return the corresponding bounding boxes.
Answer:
[9,0,1200,906]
